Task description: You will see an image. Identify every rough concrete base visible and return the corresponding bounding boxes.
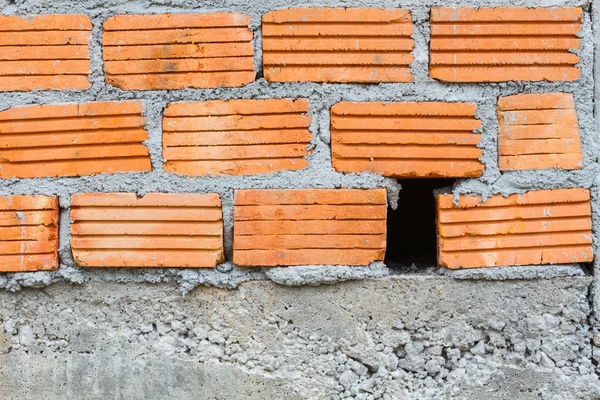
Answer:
[0,277,598,400]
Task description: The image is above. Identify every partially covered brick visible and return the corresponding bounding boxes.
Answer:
[233,189,387,266]
[0,195,59,272]
[331,102,483,178]
[103,13,254,90]
[497,92,583,171]
[430,7,582,82]
[0,101,151,178]
[262,8,413,83]
[70,193,224,268]
[163,99,312,176]
[436,188,593,269]
[0,15,92,91]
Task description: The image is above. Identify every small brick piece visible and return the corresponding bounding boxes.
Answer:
[430,7,582,82]
[262,8,413,83]
[233,189,387,266]
[331,102,483,178]
[103,13,254,90]
[0,15,91,91]
[163,99,311,176]
[70,193,224,268]
[0,195,59,272]
[436,188,593,269]
[497,92,582,171]
[0,101,151,178]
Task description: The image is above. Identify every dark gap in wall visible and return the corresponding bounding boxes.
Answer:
[385,179,455,271]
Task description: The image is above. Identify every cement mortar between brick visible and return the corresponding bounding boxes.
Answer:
[0,0,597,292]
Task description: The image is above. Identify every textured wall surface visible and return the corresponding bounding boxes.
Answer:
[0,0,599,398]
[0,277,599,400]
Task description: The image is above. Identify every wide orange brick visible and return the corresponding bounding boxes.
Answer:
[0,15,91,91]
[0,195,59,272]
[163,99,311,176]
[233,188,387,266]
[497,92,582,170]
[430,7,582,82]
[262,8,413,83]
[0,101,151,178]
[436,188,593,269]
[102,13,254,90]
[331,102,483,178]
[70,193,224,268]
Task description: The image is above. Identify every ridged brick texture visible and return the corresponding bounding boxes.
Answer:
[163,99,312,176]
[70,193,224,268]
[430,7,582,82]
[330,102,483,178]
[233,189,387,266]
[0,15,91,91]
[262,8,414,83]
[436,188,593,269]
[0,196,59,272]
[497,92,583,171]
[0,101,151,178]
[102,13,254,90]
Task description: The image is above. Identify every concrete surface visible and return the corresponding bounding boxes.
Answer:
[0,277,598,400]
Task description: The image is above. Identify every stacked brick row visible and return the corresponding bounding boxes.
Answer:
[0,7,583,91]
[0,6,593,271]
[1,187,592,271]
[0,96,584,179]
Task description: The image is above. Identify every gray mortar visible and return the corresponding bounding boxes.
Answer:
[439,264,587,280]
[0,277,599,399]
[0,0,597,291]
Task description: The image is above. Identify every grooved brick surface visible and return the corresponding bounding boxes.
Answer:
[0,15,92,91]
[0,101,152,178]
[497,92,583,171]
[330,102,483,177]
[70,193,224,267]
[103,13,254,90]
[436,188,593,269]
[163,99,311,176]
[233,189,387,266]
[430,7,582,82]
[0,195,59,272]
[262,8,413,83]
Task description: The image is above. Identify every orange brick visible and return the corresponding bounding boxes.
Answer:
[429,7,582,82]
[436,188,593,269]
[233,189,386,266]
[0,195,59,272]
[330,102,483,178]
[497,93,582,171]
[70,193,224,268]
[163,99,312,176]
[102,13,254,90]
[0,15,91,91]
[0,101,151,178]
[262,8,413,83]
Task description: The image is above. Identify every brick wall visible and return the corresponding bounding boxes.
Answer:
[0,5,595,275]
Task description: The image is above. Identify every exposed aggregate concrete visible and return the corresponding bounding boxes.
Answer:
[0,278,599,399]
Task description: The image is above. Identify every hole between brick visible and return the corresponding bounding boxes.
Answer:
[385,179,455,271]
